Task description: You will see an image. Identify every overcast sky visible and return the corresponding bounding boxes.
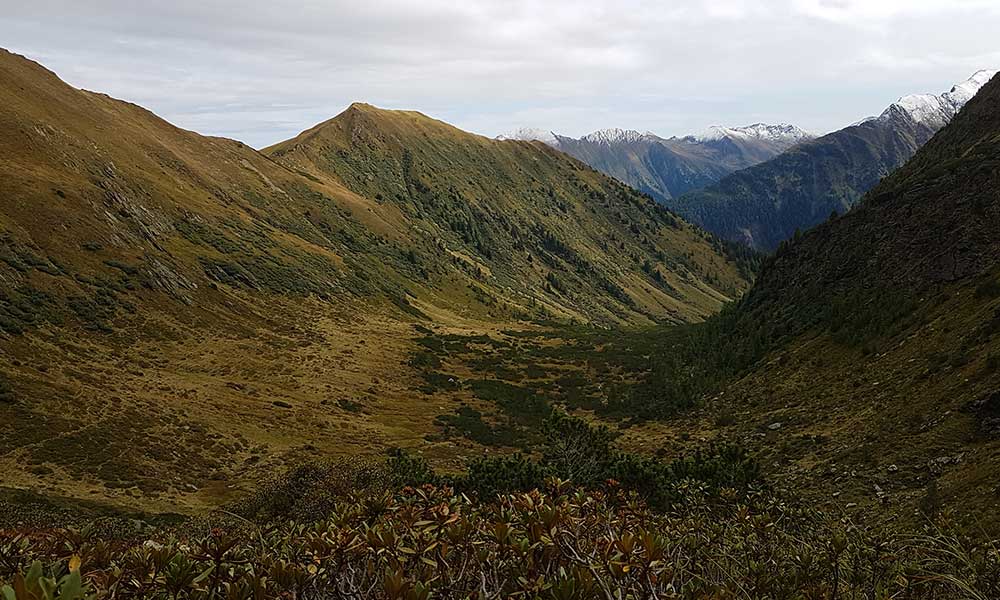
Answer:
[2,0,998,148]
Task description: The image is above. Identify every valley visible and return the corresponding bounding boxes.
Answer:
[0,48,754,517]
[1,30,999,599]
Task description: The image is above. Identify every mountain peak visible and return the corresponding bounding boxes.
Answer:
[691,123,812,144]
[880,69,996,128]
[496,127,560,146]
[580,128,656,145]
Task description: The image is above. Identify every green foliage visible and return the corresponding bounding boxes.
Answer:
[433,405,520,447]
[232,459,394,523]
[826,287,920,347]
[407,350,440,371]
[336,398,363,413]
[2,483,998,599]
[1,561,89,600]
[975,277,1000,300]
[0,288,63,335]
[459,453,548,498]
[544,272,566,294]
[422,411,760,509]
[385,448,439,489]
[540,411,618,486]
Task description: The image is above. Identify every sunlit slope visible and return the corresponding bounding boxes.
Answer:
[266,102,755,325]
[0,49,752,514]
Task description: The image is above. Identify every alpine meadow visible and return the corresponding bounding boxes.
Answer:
[1,2,1000,598]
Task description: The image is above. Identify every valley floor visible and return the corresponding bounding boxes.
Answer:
[2,264,999,552]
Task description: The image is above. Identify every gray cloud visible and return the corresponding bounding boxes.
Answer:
[3,0,998,147]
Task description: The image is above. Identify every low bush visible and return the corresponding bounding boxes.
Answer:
[397,411,760,510]
[2,483,997,599]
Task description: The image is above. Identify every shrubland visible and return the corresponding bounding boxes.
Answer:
[3,413,999,599]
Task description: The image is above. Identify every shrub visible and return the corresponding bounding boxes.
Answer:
[715,406,737,426]
[427,411,762,509]
[974,277,1000,299]
[2,484,998,599]
[0,377,13,404]
[459,453,547,498]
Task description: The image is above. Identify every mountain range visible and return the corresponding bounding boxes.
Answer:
[498,123,813,202]
[4,19,1000,597]
[680,66,1000,521]
[669,70,997,250]
[1,47,999,529]
[503,71,994,252]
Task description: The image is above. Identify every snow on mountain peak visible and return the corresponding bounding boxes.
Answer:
[692,123,812,144]
[880,70,997,128]
[496,128,560,146]
[580,128,656,145]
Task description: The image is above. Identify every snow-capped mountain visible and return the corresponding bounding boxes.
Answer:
[878,70,997,128]
[496,122,809,202]
[497,122,810,150]
[579,128,658,145]
[689,123,813,145]
[496,127,561,147]
[673,69,996,252]
[493,70,997,252]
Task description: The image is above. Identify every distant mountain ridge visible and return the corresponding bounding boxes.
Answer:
[879,69,995,128]
[672,70,997,251]
[688,123,814,144]
[497,122,812,202]
[579,128,659,145]
[495,127,560,146]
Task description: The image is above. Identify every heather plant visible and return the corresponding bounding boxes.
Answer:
[2,483,998,599]
[449,411,760,509]
[0,416,993,599]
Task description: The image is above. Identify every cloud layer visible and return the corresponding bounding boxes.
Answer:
[3,0,998,147]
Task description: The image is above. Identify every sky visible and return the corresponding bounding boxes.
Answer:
[2,0,999,148]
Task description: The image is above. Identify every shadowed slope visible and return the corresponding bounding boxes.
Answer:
[674,72,995,251]
[632,72,1000,526]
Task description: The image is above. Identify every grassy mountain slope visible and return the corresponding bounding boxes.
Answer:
[265,104,754,325]
[407,72,1000,526]
[0,49,751,514]
[738,71,999,338]
[672,111,939,251]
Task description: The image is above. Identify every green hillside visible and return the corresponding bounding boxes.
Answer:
[623,70,1000,527]
[0,49,752,515]
[265,103,755,324]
